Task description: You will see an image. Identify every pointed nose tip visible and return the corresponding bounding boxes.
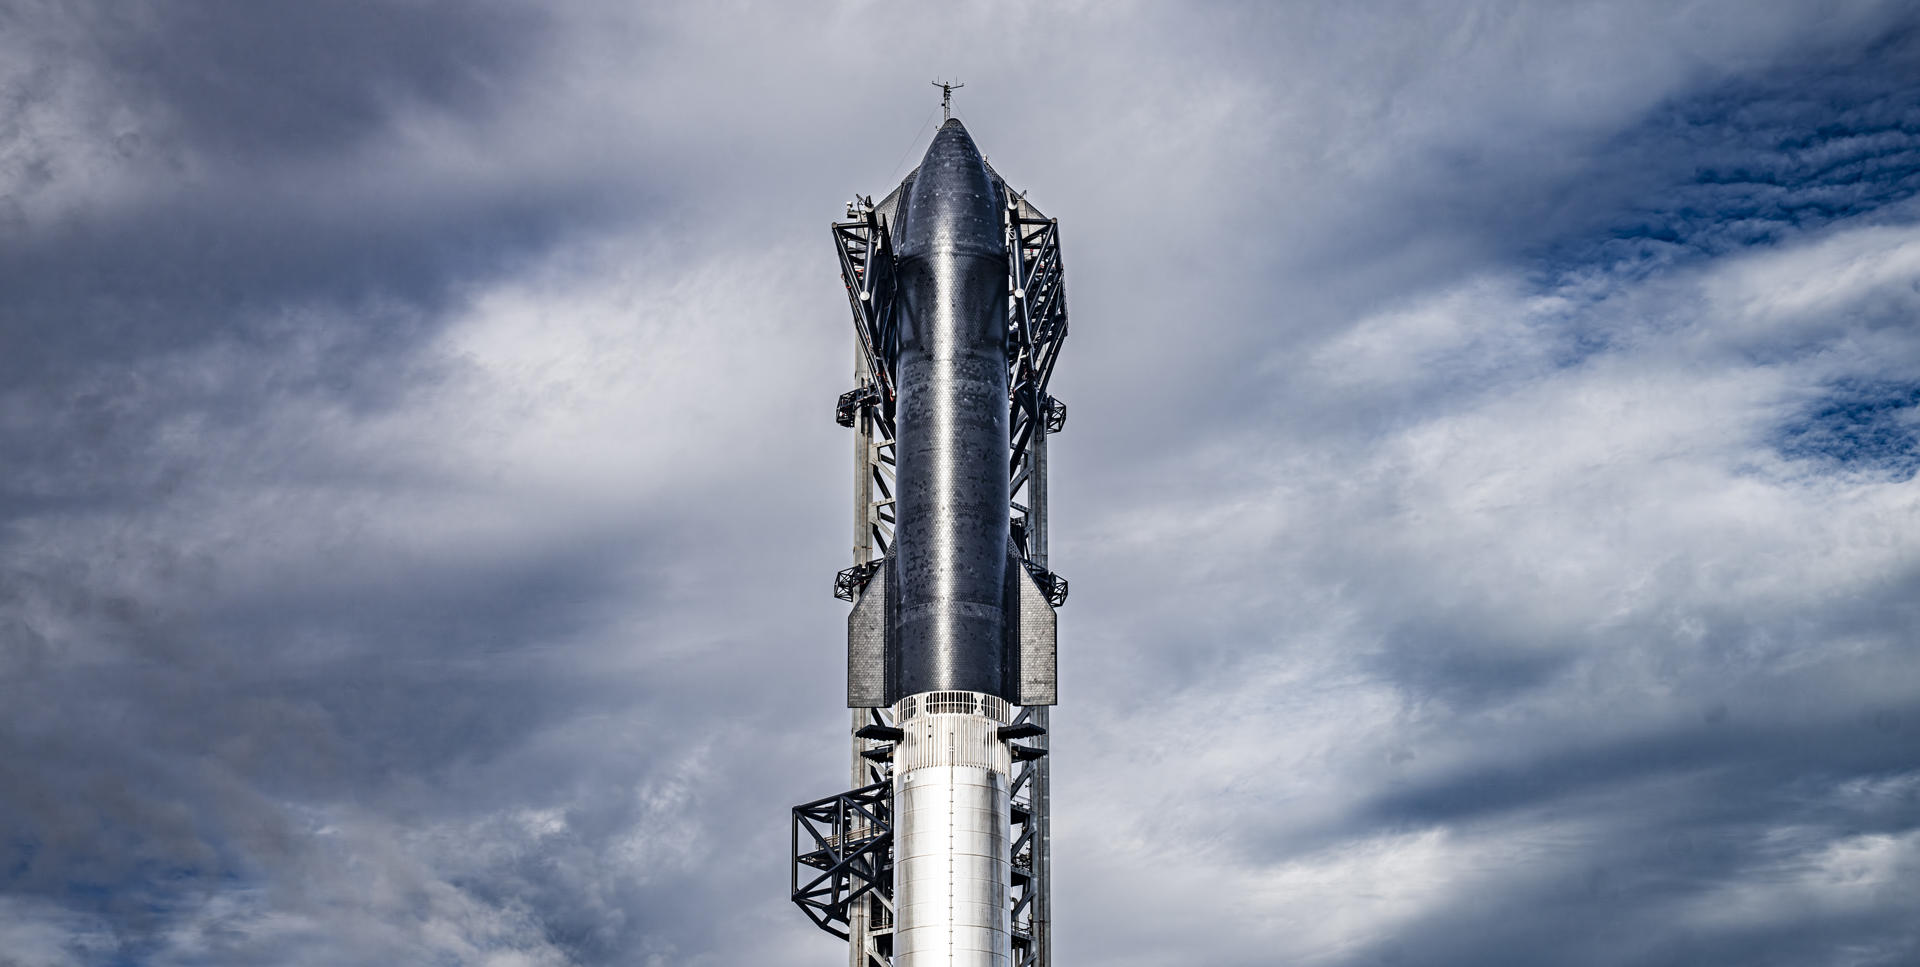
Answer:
[898,120,1002,260]
[924,118,982,166]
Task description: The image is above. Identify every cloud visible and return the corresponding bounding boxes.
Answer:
[2,1,1918,965]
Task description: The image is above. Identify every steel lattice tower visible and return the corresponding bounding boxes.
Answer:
[791,120,1069,967]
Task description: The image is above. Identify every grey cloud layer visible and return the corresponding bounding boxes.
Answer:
[2,1,1918,965]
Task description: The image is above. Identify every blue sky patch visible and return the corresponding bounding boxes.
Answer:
[1777,381,1920,480]
[1532,41,1920,288]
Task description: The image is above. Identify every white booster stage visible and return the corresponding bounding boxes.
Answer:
[893,692,1013,965]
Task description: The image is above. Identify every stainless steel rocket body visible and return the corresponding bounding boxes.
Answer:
[816,117,1058,965]
[890,121,1015,967]
[891,119,1012,699]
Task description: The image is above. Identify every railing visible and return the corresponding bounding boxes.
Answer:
[897,691,1011,723]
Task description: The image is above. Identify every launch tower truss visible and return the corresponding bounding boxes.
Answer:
[794,170,1069,967]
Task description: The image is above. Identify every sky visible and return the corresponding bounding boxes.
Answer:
[2,1,1918,964]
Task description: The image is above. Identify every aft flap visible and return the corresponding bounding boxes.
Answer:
[847,559,891,708]
[1004,552,1058,706]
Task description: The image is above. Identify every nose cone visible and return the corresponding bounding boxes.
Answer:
[897,119,1005,261]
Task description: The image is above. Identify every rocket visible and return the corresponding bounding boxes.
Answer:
[845,119,1058,966]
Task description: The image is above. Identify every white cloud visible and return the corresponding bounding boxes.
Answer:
[5,2,1919,965]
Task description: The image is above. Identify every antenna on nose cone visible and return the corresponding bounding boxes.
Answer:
[933,79,964,121]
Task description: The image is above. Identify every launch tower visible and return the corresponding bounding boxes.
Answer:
[790,117,1070,967]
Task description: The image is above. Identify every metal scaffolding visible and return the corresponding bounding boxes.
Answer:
[793,176,1069,966]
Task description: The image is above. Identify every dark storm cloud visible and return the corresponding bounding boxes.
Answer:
[0,15,872,944]
[0,0,645,414]
[74,0,544,159]
[0,180,608,381]
[0,0,544,191]
[4,1,1920,965]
